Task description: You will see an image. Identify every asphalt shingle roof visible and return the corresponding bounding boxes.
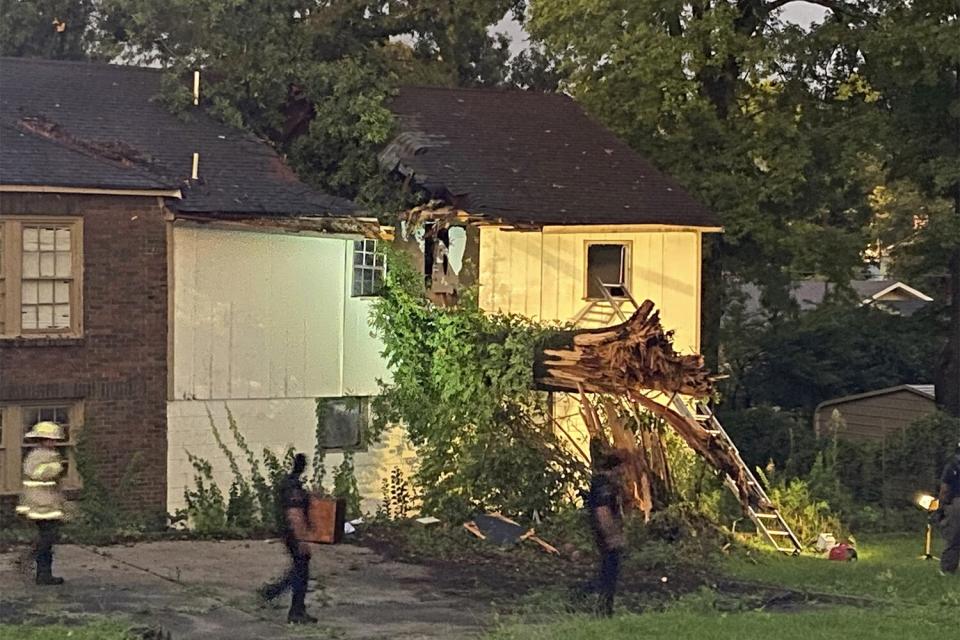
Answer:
[382,86,718,228]
[0,57,360,216]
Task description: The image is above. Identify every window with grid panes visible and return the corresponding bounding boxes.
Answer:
[352,239,386,297]
[0,402,83,494]
[0,218,82,337]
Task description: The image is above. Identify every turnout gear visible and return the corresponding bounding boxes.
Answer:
[17,423,66,586]
[24,421,66,441]
[17,447,66,521]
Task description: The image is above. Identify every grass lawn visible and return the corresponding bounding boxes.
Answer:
[488,534,960,639]
[0,619,132,639]
[725,532,960,605]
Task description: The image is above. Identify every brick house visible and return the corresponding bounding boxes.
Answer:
[0,57,394,524]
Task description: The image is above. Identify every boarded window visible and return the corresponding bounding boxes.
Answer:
[586,244,628,299]
[352,239,386,297]
[318,398,369,450]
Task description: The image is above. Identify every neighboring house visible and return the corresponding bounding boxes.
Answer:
[381,87,720,456]
[741,279,933,317]
[382,86,720,354]
[814,384,937,443]
[0,57,402,522]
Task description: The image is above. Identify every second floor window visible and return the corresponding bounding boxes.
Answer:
[352,239,386,297]
[0,218,82,337]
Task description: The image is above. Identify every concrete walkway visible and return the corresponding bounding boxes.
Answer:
[0,540,490,639]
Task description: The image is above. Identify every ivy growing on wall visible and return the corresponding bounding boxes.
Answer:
[370,248,586,521]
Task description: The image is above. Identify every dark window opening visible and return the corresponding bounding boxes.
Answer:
[318,397,369,450]
[586,244,628,299]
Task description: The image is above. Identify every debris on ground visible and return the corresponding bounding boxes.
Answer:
[463,513,559,554]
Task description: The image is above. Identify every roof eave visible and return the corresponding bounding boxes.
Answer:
[0,184,182,198]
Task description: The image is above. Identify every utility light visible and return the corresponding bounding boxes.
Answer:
[913,492,940,560]
[915,493,940,512]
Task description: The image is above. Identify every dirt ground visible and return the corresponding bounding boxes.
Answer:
[0,532,800,639]
[0,538,500,639]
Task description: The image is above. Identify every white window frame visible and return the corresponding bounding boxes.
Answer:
[584,241,631,300]
[0,217,83,338]
[0,401,84,495]
[351,239,386,298]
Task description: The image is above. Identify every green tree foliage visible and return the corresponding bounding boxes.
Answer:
[855,0,960,415]
[85,0,523,208]
[0,0,100,59]
[528,0,878,294]
[370,249,585,521]
[722,303,938,413]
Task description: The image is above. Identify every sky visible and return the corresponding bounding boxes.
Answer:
[493,2,830,57]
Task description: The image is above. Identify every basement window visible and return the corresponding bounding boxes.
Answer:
[352,239,386,297]
[317,397,370,450]
[586,243,629,299]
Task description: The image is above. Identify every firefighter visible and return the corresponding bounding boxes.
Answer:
[259,453,317,624]
[936,441,960,575]
[15,421,67,586]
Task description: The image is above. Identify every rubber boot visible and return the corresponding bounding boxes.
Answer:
[37,560,63,586]
[287,611,318,624]
[36,553,64,586]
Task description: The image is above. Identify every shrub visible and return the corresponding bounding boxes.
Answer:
[370,249,586,521]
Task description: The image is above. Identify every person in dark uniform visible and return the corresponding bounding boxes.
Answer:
[575,448,628,616]
[936,442,960,575]
[259,453,317,623]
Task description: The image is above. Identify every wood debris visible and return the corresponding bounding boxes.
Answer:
[538,300,770,515]
[536,299,714,398]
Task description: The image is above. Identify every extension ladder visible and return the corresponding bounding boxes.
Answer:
[571,278,640,326]
[669,395,803,555]
[578,280,802,553]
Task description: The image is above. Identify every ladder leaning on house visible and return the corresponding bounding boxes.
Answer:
[571,278,640,325]
[669,395,803,555]
[575,278,803,555]
[583,278,803,555]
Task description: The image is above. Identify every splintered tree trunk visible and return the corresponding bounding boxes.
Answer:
[538,299,771,517]
[577,391,673,521]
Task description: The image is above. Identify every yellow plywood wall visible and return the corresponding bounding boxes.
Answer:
[478,226,702,353]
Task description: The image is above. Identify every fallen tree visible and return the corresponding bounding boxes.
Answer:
[535,300,770,520]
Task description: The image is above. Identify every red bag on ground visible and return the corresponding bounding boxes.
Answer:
[828,542,857,561]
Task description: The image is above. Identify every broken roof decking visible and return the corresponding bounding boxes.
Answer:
[0,57,359,217]
[382,86,719,229]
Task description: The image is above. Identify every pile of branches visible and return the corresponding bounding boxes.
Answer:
[536,300,713,398]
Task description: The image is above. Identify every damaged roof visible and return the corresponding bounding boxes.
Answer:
[382,86,718,228]
[0,57,360,216]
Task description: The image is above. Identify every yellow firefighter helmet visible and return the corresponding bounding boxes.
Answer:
[24,421,66,441]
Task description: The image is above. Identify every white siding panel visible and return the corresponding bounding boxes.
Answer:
[166,399,416,515]
[172,226,345,400]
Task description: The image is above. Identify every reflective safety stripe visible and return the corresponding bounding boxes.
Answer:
[26,510,64,520]
[15,505,30,514]
[32,462,63,477]
[22,479,57,487]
